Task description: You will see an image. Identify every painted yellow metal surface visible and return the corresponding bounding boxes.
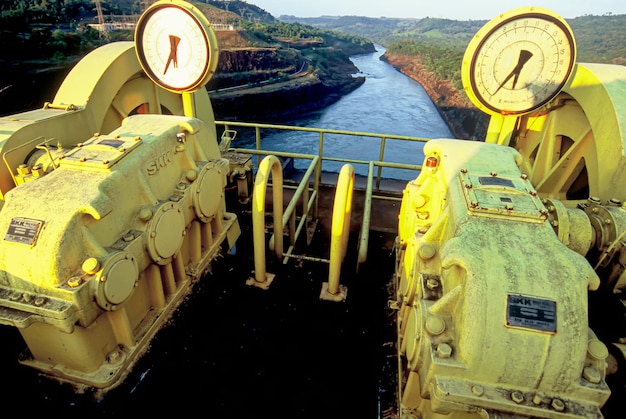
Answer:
[396,56,626,418]
[0,113,239,389]
[396,140,609,418]
[0,32,235,391]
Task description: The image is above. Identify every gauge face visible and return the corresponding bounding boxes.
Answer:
[462,7,576,115]
[135,1,218,92]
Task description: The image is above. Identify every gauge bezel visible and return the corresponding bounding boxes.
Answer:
[461,7,577,116]
[134,0,219,93]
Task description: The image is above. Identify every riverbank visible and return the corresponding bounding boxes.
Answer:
[208,32,370,122]
[380,53,488,141]
[209,55,365,122]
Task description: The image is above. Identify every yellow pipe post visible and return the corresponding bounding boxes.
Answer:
[247,155,283,289]
[321,164,354,302]
[357,161,374,272]
[182,91,196,118]
[376,136,387,189]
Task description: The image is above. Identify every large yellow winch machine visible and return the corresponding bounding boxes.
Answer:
[0,0,240,389]
[394,6,626,419]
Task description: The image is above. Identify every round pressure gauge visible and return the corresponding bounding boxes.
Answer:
[135,0,219,93]
[461,7,576,115]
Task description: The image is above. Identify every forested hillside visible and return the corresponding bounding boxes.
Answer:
[283,13,626,65]
[570,14,626,64]
[0,0,376,118]
[0,1,373,62]
[280,15,484,49]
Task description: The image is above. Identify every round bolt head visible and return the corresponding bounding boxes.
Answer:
[425,316,446,335]
[419,244,436,260]
[588,339,609,360]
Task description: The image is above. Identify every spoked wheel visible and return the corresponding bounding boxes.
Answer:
[506,63,626,205]
[512,95,595,202]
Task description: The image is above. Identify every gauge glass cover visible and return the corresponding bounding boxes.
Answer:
[135,2,215,92]
[462,7,576,115]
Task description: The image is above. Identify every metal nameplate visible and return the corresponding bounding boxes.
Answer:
[478,176,515,188]
[4,217,44,246]
[506,294,557,333]
[97,139,125,148]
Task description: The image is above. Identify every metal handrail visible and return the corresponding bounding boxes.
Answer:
[279,155,320,263]
[215,120,429,190]
[217,120,429,288]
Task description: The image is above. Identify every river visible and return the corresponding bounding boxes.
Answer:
[234,45,453,180]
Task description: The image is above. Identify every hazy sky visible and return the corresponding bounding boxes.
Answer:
[249,0,625,20]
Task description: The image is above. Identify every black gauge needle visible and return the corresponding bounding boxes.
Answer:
[163,35,181,75]
[494,49,533,94]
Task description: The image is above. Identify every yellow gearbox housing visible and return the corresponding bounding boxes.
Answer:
[396,139,610,418]
[0,113,240,389]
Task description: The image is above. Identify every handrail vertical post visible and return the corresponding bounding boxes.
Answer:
[255,125,262,168]
[279,156,319,264]
[303,176,310,244]
[376,136,387,190]
[313,131,324,220]
[357,161,374,272]
[288,211,296,250]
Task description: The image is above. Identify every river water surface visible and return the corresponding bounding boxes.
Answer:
[234,45,453,180]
